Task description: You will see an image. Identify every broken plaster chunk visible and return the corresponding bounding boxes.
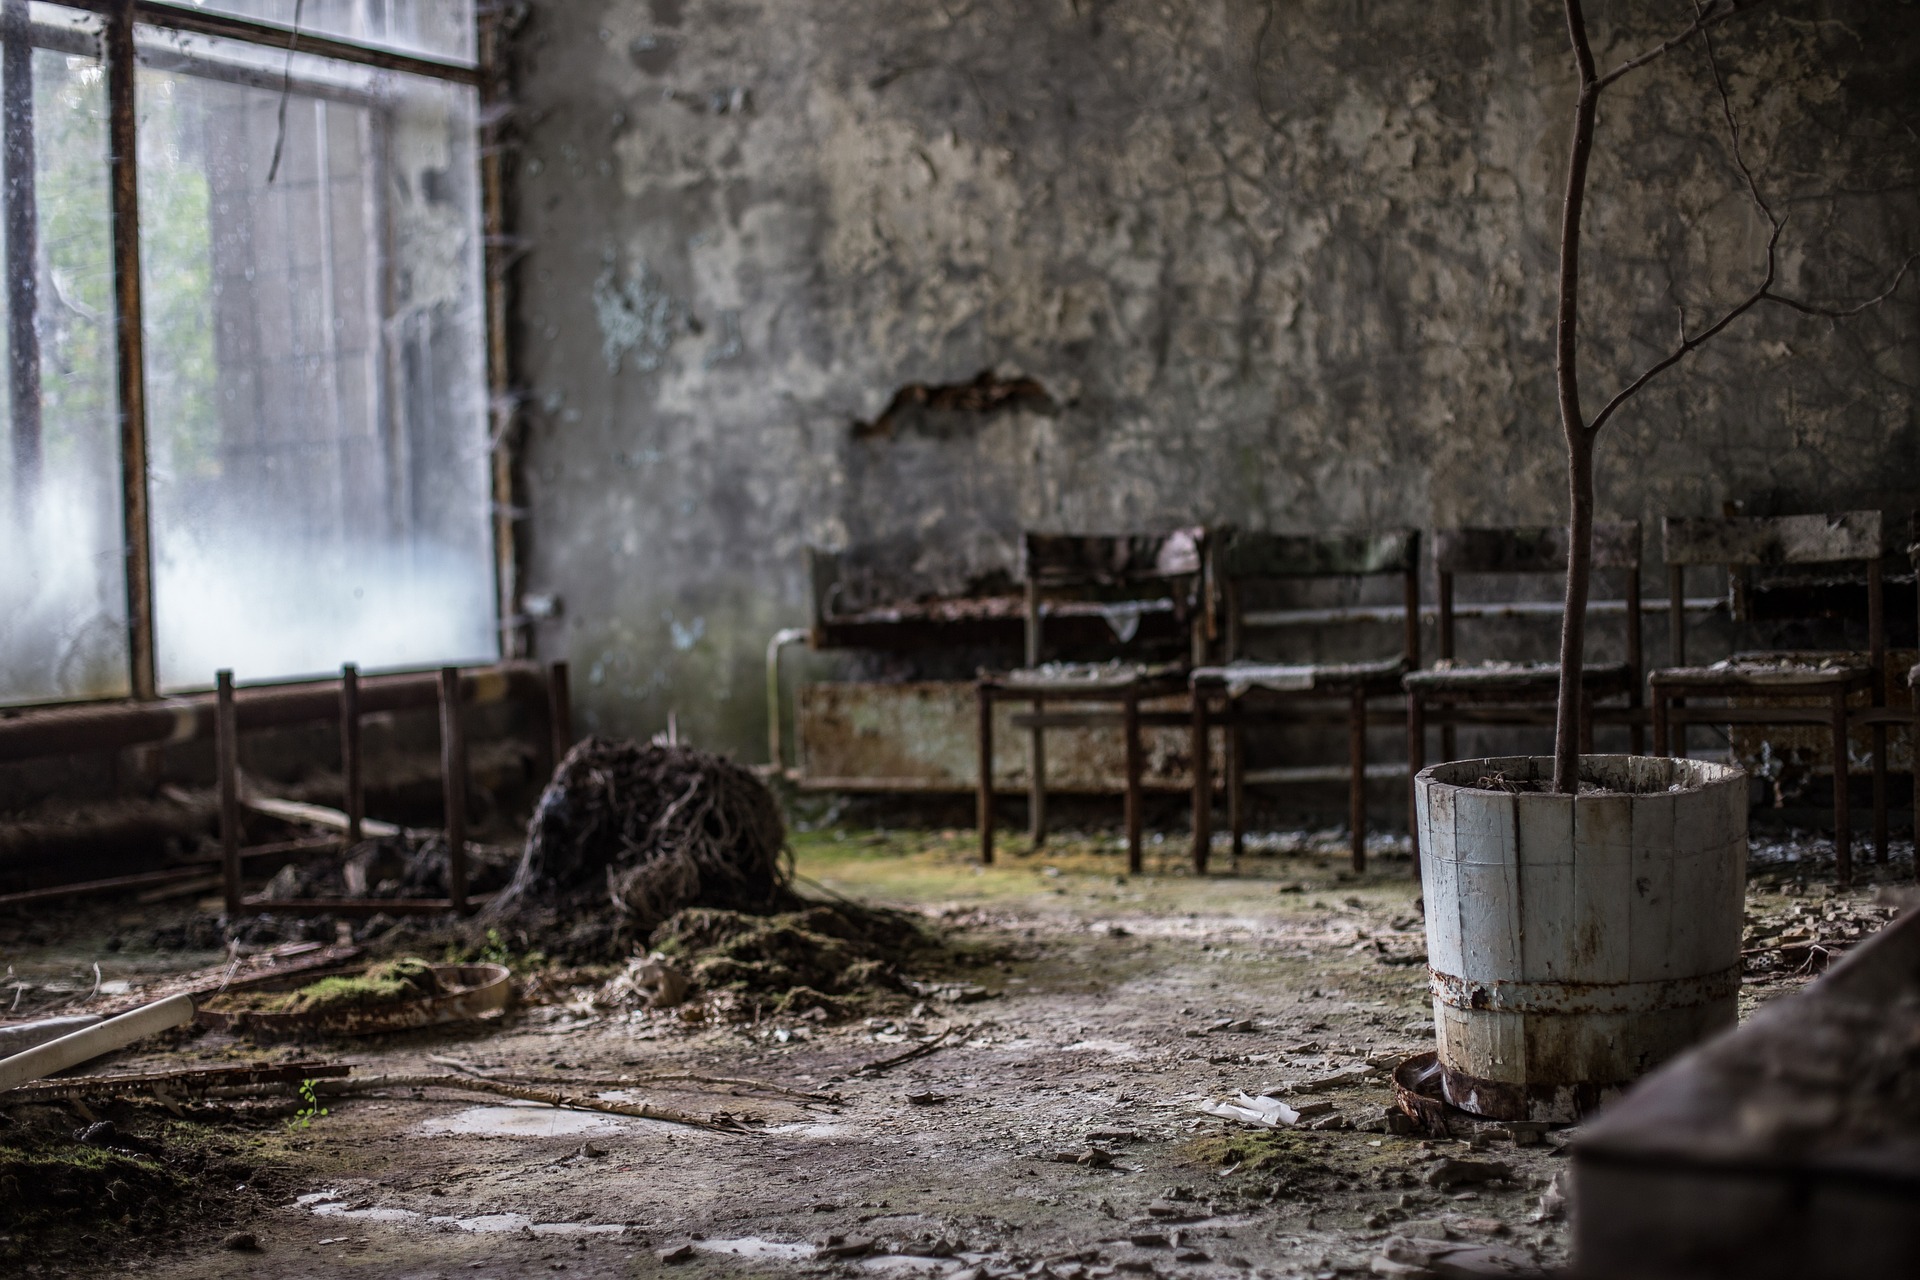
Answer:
[1197,1092,1300,1128]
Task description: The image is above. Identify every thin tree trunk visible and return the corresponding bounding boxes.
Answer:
[1553,0,1601,794]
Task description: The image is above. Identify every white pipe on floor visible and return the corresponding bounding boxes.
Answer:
[0,1014,102,1057]
[0,994,195,1094]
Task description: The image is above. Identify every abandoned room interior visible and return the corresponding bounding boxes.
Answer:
[0,1,1916,1277]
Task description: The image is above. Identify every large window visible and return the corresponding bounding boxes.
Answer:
[0,1,498,703]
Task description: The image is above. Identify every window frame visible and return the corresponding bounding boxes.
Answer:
[8,0,514,703]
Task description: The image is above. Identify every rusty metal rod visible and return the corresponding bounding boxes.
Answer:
[0,662,543,763]
[439,667,469,914]
[4,0,40,516]
[0,839,343,910]
[107,1,154,699]
[216,670,240,916]
[340,663,362,845]
[547,659,573,774]
[57,0,482,85]
[238,897,490,918]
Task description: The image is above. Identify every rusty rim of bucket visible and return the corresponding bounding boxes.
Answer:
[196,962,511,1038]
[1392,1051,1463,1137]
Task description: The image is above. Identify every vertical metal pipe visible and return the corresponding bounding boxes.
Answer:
[547,658,573,775]
[1123,689,1142,875]
[216,669,241,917]
[1667,564,1688,759]
[976,680,994,865]
[1349,686,1367,873]
[477,7,521,660]
[1024,579,1045,847]
[1867,557,1885,862]
[1406,690,1425,875]
[1626,548,1645,755]
[1190,681,1210,875]
[1831,687,1851,889]
[3,0,40,515]
[1227,712,1244,868]
[108,3,155,699]
[439,666,469,913]
[339,663,362,845]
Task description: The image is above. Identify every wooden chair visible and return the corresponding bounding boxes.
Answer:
[1649,511,1888,886]
[1187,529,1420,875]
[1404,523,1644,856]
[976,529,1206,870]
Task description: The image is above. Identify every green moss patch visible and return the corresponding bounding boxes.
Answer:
[205,957,444,1016]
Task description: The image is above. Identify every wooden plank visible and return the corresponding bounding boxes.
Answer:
[1023,528,1204,586]
[1628,788,1678,983]
[1220,528,1419,579]
[1433,522,1640,574]
[1663,511,1883,567]
[1573,792,1635,985]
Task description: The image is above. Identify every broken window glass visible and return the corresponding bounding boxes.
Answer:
[0,4,128,703]
[151,0,475,64]
[136,23,496,688]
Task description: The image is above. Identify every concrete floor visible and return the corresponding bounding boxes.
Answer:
[6,827,1908,1280]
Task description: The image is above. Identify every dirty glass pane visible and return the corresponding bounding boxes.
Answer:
[137,25,495,689]
[147,0,475,65]
[0,5,128,704]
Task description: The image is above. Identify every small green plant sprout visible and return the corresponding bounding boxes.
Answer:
[288,1078,330,1131]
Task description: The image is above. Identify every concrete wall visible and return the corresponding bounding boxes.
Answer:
[506,0,1920,761]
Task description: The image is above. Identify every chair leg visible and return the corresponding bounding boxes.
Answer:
[1652,693,1669,758]
[1228,716,1245,869]
[977,684,994,865]
[1407,692,1425,872]
[1832,690,1851,888]
[1871,722,1887,864]
[1124,691,1143,876]
[1028,696,1046,849]
[1349,688,1368,874]
[1191,689,1211,875]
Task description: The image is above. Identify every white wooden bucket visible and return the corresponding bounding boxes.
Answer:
[1415,755,1747,1121]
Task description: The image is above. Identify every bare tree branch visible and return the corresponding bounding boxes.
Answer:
[1583,2,1916,441]
[1766,254,1919,318]
[1587,218,1783,440]
[1594,0,1749,92]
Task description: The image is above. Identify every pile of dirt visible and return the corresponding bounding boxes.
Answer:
[0,1107,291,1267]
[644,903,929,1017]
[485,738,792,959]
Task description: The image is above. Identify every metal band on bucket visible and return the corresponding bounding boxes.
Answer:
[1428,965,1741,1016]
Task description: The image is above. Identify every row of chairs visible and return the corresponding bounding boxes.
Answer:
[975,511,1915,887]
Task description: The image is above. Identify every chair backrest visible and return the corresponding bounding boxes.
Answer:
[1020,528,1206,665]
[1661,511,1885,670]
[1430,523,1642,683]
[1215,528,1421,668]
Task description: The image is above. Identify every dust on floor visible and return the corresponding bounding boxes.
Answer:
[5,828,1911,1280]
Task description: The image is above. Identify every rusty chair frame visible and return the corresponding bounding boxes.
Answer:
[1188,529,1421,875]
[1649,511,1889,886]
[1404,522,1645,857]
[976,529,1206,871]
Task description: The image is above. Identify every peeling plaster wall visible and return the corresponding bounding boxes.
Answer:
[508,0,1919,760]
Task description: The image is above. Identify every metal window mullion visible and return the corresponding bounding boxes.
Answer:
[107,1,156,699]
[479,6,519,660]
[60,0,479,85]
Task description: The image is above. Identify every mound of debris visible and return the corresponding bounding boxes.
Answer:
[486,738,791,959]
[654,903,927,1016]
